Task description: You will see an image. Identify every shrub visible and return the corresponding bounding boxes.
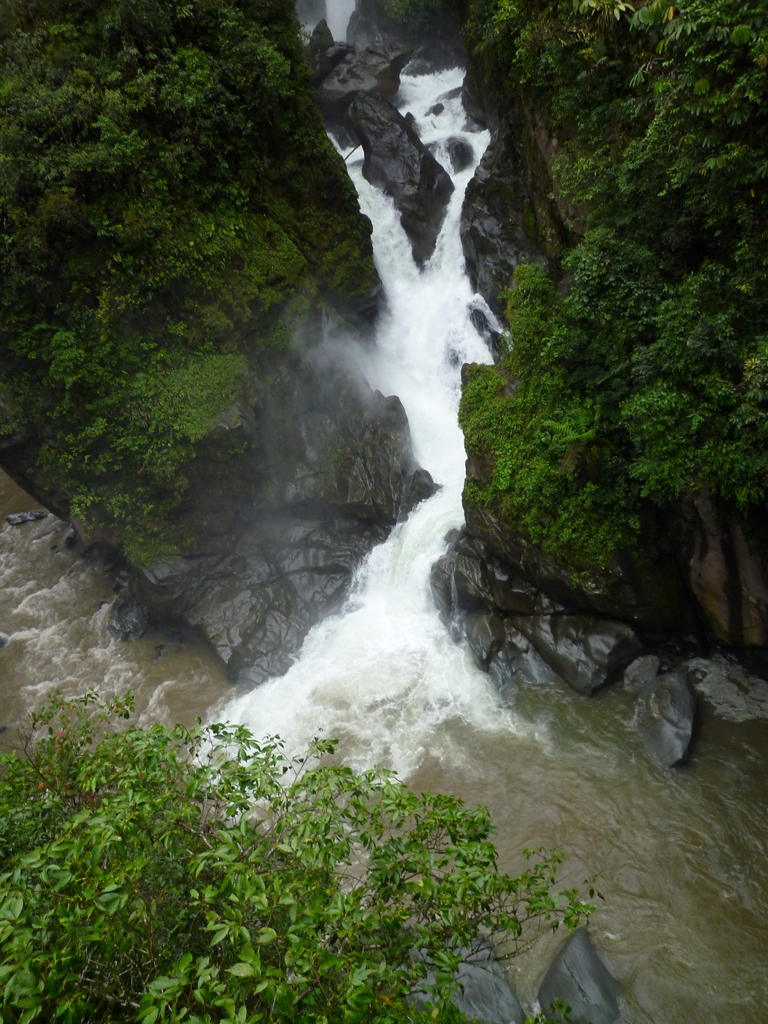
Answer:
[0,691,593,1023]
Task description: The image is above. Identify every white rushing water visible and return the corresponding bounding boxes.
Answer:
[219,70,542,775]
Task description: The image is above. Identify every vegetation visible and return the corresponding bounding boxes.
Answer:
[460,0,768,569]
[0,0,378,552]
[0,690,592,1024]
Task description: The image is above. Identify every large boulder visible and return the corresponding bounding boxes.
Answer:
[315,45,412,122]
[538,929,620,1024]
[350,92,454,264]
[517,615,643,696]
[306,21,354,87]
[634,669,696,767]
[410,947,525,1024]
[107,594,149,642]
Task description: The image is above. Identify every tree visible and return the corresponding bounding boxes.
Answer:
[0,691,592,1023]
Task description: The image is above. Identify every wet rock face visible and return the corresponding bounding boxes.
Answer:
[131,352,433,685]
[351,91,454,264]
[538,929,620,1024]
[431,529,643,695]
[346,0,465,70]
[685,488,768,647]
[315,44,413,122]
[634,668,696,767]
[107,594,148,642]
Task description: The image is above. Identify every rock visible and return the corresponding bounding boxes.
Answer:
[426,101,444,116]
[460,96,573,314]
[107,594,149,642]
[64,530,78,550]
[464,612,506,670]
[538,929,620,1024]
[517,615,643,696]
[6,510,47,525]
[685,653,768,722]
[634,669,696,767]
[445,136,474,173]
[489,623,553,687]
[453,954,526,1024]
[622,654,660,694]
[350,91,454,263]
[685,487,768,647]
[0,633,9,649]
[403,111,420,136]
[347,0,465,67]
[469,304,503,362]
[306,21,353,86]
[411,947,525,1024]
[316,45,412,121]
[399,467,439,520]
[430,552,455,618]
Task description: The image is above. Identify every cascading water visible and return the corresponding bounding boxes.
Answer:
[1,64,767,1024]
[218,69,522,775]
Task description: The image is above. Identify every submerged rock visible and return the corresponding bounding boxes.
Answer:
[538,929,620,1024]
[0,633,9,649]
[107,594,149,642]
[634,669,696,767]
[350,91,454,264]
[6,510,47,525]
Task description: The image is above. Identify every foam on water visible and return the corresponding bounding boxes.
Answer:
[219,70,541,776]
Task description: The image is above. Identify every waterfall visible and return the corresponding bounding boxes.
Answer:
[218,69,533,775]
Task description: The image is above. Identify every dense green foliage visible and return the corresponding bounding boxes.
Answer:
[0,691,591,1024]
[0,0,377,552]
[460,0,768,568]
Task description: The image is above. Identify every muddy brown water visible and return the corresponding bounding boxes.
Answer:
[1,467,767,1022]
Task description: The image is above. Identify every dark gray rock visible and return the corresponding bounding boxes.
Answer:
[350,91,454,263]
[445,136,475,173]
[347,0,465,67]
[399,467,439,520]
[0,633,9,649]
[411,947,525,1024]
[306,21,354,86]
[107,595,149,642]
[489,623,553,688]
[517,615,643,696]
[469,305,503,362]
[429,552,455,618]
[464,612,506,670]
[634,669,696,767]
[316,45,412,121]
[426,101,444,116]
[622,654,660,694]
[6,510,47,525]
[453,954,526,1024]
[538,929,620,1024]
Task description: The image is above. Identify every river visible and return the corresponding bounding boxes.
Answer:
[1,65,767,1023]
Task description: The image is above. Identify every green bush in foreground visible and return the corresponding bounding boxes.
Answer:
[0,692,592,1024]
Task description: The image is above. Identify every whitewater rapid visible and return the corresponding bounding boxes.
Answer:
[218,70,541,775]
